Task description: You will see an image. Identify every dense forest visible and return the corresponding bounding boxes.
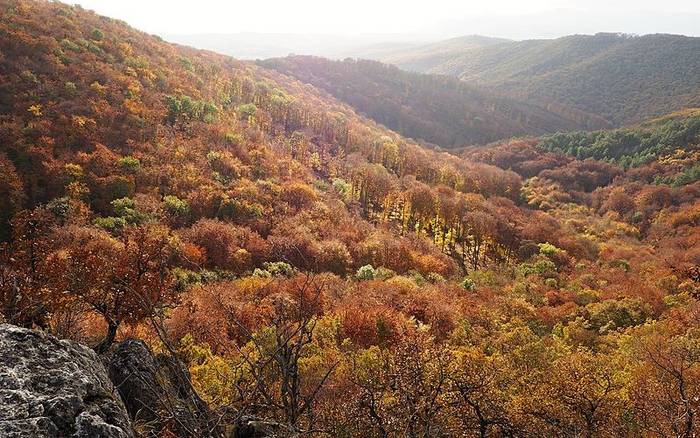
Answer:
[539,109,700,168]
[261,56,608,148]
[1,0,700,437]
[378,33,700,126]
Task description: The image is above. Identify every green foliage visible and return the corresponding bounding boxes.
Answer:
[90,28,104,41]
[460,277,476,291]
[225,132,243,146]
[261,56,599,148]
[374,267,396,280]
[236,103,257,119]
[179,57,195,72]
[538,242,561,256]
[64,81,77,96]
[356,264,377,281]
[163,195,189,216]
[252,268,272,278]
[118,156,140,173]
[332,178,352,201]
[540,115,700,167]
[263,262,295,277]
[60,38,81,52]
[111,197,144,224]
[389,33,700,126]
[609,259,631,272]
[20,70,39,84]
[172,268,203,290]
[657,163,700,187]
[426,272,445,284]
[583,297,651,333]
[166,94,218,124]
[518,259,558,278]
[93,216,127,233]
[46,197,72,218]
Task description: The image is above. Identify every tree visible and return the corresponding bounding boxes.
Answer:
[631,330,700,437]
[0,154,25,241]
[48,224,178,353]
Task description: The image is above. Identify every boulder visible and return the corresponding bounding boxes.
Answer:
[106,338,213,436]
[0,324,134,438]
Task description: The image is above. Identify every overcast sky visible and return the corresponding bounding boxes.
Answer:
[72,0,700,39]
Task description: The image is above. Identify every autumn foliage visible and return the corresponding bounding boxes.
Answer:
[1,0,700,436]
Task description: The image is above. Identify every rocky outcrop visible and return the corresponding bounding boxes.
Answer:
[106,339,214,436]
[0,324,134,438]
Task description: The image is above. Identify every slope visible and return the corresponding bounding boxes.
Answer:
[375,34,510,72]
[2,1,700,436]
[260,56,609,148]
[382,33,700,126]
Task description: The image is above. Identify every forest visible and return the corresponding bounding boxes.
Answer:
[379,33,700,126]
[260,56,607,148]
[1,0,700,437]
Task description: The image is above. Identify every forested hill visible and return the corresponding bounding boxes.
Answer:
[2,1,700,436]
[539,109,700,168]
[377,34,510,72]
[260,56,609,148]
[380,33,700,126]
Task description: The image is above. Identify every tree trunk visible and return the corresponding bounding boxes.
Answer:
[94,319,119,354]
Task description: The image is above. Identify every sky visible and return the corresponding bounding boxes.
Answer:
[71,0,700,39]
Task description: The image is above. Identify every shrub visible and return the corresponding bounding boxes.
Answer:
[118,156,141,173]
[93,216,127,233]
[538,242,561,256]
[356,264,376,281]
[163,195,190,216]
[460,277,476,291]
[237,103,257,118]
[263,262,295,277]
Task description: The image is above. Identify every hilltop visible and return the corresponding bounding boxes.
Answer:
[380,32,700,126]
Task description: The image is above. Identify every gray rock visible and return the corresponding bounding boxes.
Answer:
[0,324,134,438]
[107,338,214,436]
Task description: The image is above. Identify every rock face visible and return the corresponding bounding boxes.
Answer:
[106,339,213,436]
[0,324,134,438]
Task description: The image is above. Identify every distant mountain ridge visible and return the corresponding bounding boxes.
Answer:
[261,56,609,148]
[377,33,700,126]
[379,35,510,72]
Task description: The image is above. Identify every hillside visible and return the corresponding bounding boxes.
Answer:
[2,1,700,436]
[377,34,510,72]
[381,33,700,126]
[261,56,609,147]
[539,108,700,168]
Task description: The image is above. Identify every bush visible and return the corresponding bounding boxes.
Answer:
[263,262,295,277]
[356,264,376,281]
[583,298,651,333]
[374,267,396,280]
[538,242,561,256]
[111,197,145,224]
[163,195,189,216]
[237,103,257,118]
[172,268,202,290]
[252,268,272,278]
[118,156,141,173]
[93,216,127,233]
[460,277,476,291]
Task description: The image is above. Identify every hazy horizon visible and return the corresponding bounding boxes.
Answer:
[72,1,700,41]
